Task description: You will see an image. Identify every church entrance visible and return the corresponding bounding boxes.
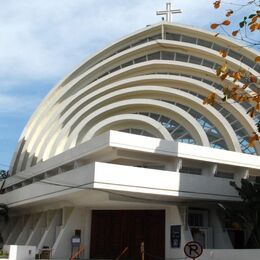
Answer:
[90,210,165,260]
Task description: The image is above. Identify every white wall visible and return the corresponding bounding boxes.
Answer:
[8,245,36,260]
[165,206,192,259]
[52,207,89,259]
[210,209,233,249]
[201,249,260,260]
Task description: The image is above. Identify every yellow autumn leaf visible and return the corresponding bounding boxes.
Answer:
[253,95,260,103]
[226,9,233,17]
[213,0,221,9]
[233,71,241,82]
[249,74,257,83]
[220,72,229,81]
[219,50,227,58]
[250,23,257,32]
[251,16,258,23]
[222,20,231,26]
[232,30,239,36]
[216,67,222,76]
[247,107,255,118]
[220,62,228,73]
[248,132,259,147]
[211,23,219,29]
[203,93,216,105]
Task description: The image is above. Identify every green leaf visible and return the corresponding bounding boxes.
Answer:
[230,181,236,187]
[249,14,256,18]
[239,21,245,28]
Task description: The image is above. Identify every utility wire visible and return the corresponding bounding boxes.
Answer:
[0,162,10,168]
[4,167,239,207]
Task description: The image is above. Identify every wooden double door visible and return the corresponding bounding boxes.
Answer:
[90,210,165,260]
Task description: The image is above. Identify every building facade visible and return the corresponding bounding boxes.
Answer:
[0,21,260,259]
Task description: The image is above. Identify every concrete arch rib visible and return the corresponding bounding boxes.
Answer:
[84,114,173,141]
[62,40,258,90]
[61,22,258,86]
[47,86,239,160]
[59,74,257,145]
[8,61,232,171]
[19,62,218,170]
[29,77,245,168]
[59,33,259,92]
[20,61,254,172]
[48,99,209,158]
[15,62,216,172]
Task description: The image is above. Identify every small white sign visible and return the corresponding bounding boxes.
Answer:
[71,237,81,244]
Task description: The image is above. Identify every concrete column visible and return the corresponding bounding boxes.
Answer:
[2,217,17,242]
[6,216,25,245]
[16,215,33,245]
[234,168,249,184]
[165,206,188,260]
[52,207,87,259]
[26,212,46,246]
[202,163,217,177]
[82,209,92,259]
[38,210,60,251]
[165,158,182,172]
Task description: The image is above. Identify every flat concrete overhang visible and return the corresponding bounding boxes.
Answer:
[1,161,239,208]
[1,130,259,208]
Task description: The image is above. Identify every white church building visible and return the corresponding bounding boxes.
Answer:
[1,3,260,259]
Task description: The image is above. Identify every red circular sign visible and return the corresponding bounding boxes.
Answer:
[184,241,203,259]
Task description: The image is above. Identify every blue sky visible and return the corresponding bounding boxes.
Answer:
[0,0,257,170]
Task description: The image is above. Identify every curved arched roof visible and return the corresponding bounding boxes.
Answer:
[10,22,260,174]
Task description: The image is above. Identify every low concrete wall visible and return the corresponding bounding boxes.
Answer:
[200,249,260,260]
[3,245,36,260]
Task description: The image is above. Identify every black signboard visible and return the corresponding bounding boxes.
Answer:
[71,236,81,246]
[171,225,181,248]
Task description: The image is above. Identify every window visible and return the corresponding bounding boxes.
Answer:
[215,171,234,179]
[121,60,133,68]
[197,39,212,48]
[228,50,242,61]
[162,51,175,60]
[189,212,204,227]
[202,59,214,68]
[180,167,202,175]
[166,33,181,41]
[189,55,202,65]
[134,56,146,63]
[241,56,255,68]
[176,53,188,62]
[182,35,197,44]
[147,52,160,60]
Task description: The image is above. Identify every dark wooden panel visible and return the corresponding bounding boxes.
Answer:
[90,210,165,260]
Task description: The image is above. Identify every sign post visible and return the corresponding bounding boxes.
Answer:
[71,236,81,259]
[140,241,144,260]
[184,241,203,260]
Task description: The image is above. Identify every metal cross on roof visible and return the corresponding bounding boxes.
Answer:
[156,2,182,22]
